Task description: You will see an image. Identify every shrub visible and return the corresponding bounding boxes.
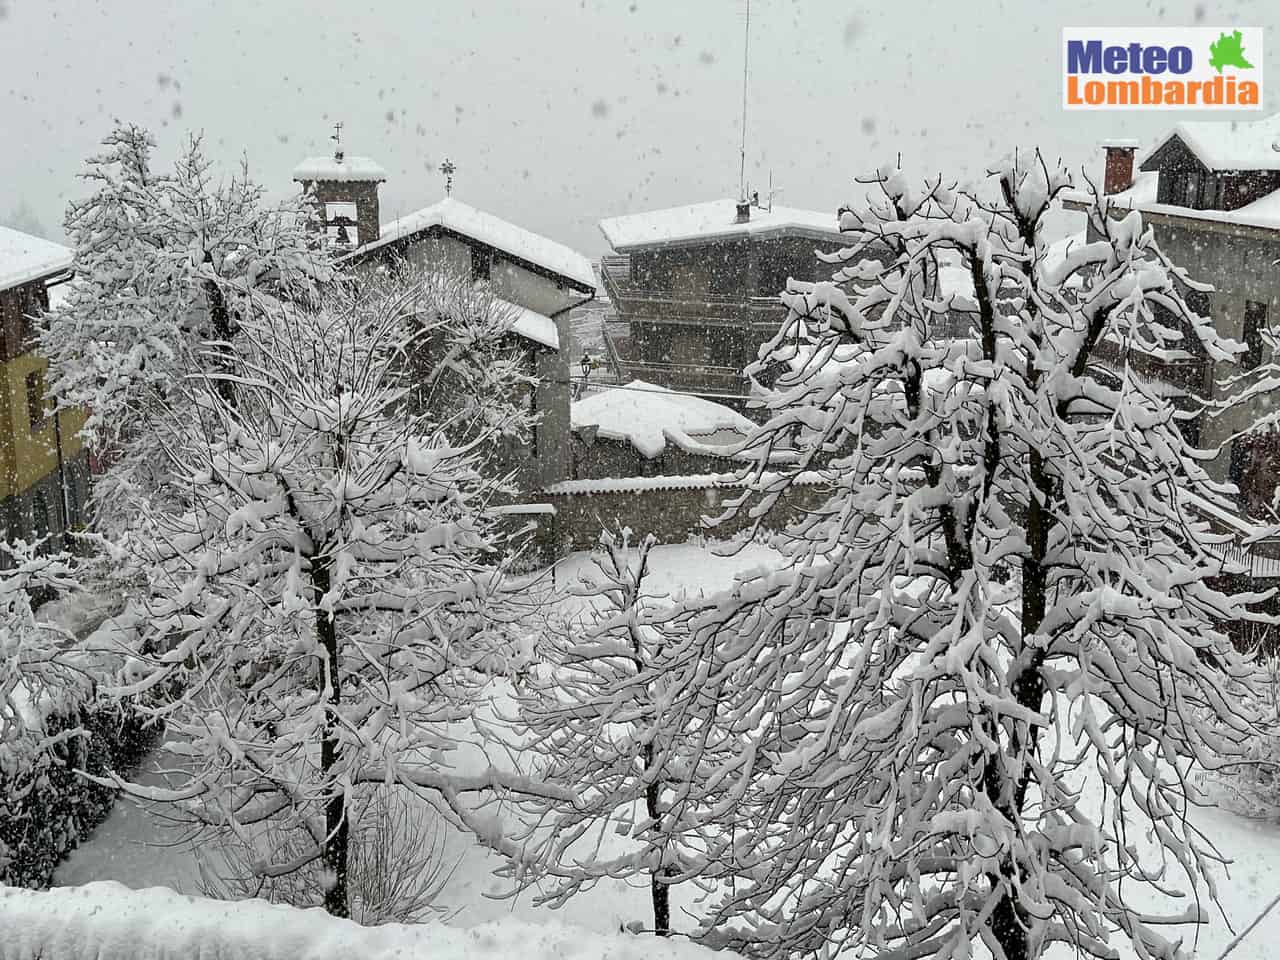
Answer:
[0,695,159,887]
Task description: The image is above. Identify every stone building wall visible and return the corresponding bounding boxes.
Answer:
[521,475,828,560]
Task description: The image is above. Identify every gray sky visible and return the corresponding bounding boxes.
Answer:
[1,0,1276,256]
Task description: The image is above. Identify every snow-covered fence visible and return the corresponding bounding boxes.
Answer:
[0,882,738,960]
[541,471,828,554]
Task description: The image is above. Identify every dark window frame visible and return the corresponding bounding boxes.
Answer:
[1242,299,1269,371]
[25,368,47,430]
[471,245,491,281]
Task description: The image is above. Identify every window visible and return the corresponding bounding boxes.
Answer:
[324,201,357,222]
[526,371,538,460]
[25,369,47,429]
[471,245,491,281]
[31,490,50,543]
[1201,175,1220,210]
[1242,299,1269,370]
[1181,172,1201,208]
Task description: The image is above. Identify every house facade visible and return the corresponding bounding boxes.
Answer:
[1073,115,1280,514]
[292,152,595,492]
[596,197,851,401]
[0,227,91,552]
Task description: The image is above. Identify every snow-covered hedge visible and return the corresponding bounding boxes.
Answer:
[0,882,738,960]
[0,696,156,888]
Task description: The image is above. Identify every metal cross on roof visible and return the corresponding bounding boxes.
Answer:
[439,158,456,196]
[331,121,343,145]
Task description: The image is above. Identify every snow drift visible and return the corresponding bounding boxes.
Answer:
[0,882,738,960]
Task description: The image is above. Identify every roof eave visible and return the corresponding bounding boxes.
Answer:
[342,223,595,296]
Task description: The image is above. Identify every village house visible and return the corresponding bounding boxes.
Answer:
[1068,113,1280,515]
[292,150,596,494]
[596,196,851,403]
[0,227,91,553]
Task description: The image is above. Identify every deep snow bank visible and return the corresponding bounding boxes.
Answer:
[0,881,735,960]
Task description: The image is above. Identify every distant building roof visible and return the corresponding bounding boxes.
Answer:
[0,226,72,292]
[1143,112,1280,172]
[599,198,846,251]
[572,380,756,459]
[348,197,595,292]
[292,155,388,183]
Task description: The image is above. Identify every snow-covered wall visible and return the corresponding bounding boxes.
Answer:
[0,883,738,960]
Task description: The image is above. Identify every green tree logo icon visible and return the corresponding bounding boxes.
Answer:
[1209,30,1255,73]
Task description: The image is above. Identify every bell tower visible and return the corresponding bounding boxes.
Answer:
[292,123,387,252]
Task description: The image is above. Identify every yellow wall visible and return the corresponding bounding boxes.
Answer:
[0,351,86,501]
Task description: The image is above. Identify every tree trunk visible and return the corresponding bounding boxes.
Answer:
[202,274,239,409]
[313,559,349,918]
[985,446,1052,960]
[651,868,671,937]
[644,749,672,936]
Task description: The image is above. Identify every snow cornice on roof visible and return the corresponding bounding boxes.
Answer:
[1141,113,1280,172]
[344,197,596,293]
[599,198,848,252]
[543,470,828,496]
[497,297,560,351]
[0,226,73,292]
[572,381,757,459]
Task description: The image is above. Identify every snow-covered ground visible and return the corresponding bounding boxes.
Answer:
[53,541,781,937]
[2,882,736,960]
[48,539,1280,958]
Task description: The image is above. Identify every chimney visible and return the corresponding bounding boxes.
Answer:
[1101,139,1140,195]
[735,200,752,223]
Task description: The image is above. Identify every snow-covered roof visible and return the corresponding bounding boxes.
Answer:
[1102,170,1161,209]
[497,297,559,350]
[1145,113,1280,172]
[599,198,846,251]
[1065,167,1280,232]
[572,380,757,459]
[0,226,72,291]
[291,154,388,183]
[1060,170,1160,211]
[544,470,827,496]
[352,197,596,292]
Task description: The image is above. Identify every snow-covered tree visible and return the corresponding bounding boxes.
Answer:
[689,154,1262,960]
[498,528,751,937]
[97,280,568,918]
[40,123,330,529]
[0,543,86,753]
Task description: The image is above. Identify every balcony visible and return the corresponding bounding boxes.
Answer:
[600,317,744,395]
[599,256,784,328]
[1091,340,1209,400]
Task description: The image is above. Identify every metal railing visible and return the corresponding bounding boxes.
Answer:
[599,318,743,392]
[599,255,786,323]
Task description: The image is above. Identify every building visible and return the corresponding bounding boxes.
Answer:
[0,227,91,552]
[1068,114,1280,514]
[293,149,596,492]
[292,151,387,253]
[596,197,851,400]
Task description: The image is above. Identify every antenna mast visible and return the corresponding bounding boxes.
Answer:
[739,0,750,201]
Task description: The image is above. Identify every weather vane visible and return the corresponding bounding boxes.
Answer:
[439,158,456,196]
[331,121,344,160]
